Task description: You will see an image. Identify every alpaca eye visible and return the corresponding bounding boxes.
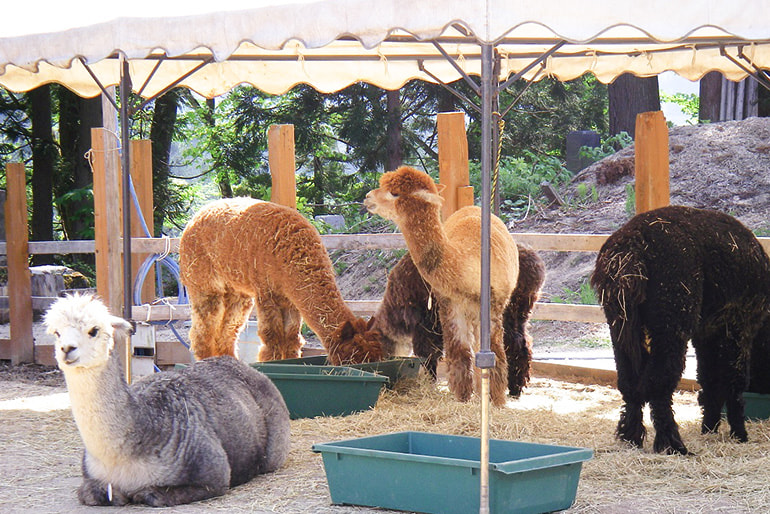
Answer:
[88,327,99,337]
[53,330,60,338]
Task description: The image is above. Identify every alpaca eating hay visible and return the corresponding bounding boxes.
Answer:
[591,205,770,455]
[372,243,544,397]
[44,294,290,506]
[364,166,519,406]
[179,198,382,365]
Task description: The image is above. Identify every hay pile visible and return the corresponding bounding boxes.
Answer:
[2,373,769,513]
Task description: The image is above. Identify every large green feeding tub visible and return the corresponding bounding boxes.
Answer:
[263,355,422,388]
[312,431,593,514]
[250,363,388,419]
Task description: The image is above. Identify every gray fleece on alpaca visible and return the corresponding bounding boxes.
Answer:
[46,295,290,507]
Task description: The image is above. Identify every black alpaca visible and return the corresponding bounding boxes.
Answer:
[591,205,770,455]
[373,244,545,397]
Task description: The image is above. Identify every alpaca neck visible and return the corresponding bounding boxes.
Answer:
[63,350,140,466]
[399,204,452,283]
[296,285,357,341]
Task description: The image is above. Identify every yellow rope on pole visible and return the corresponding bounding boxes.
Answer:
[491,112,505,211]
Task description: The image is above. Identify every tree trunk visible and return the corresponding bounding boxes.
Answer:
[205,98,233,199]
[699,71,722,123]
[385,89,403,170]
[608,74,661,137]
[150,90,179,232]
[28,85,56,265]
[57,89,101,247]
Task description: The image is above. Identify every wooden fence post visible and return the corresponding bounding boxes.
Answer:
[5,163,34,364]
[91,127,123,313]
[268,124,297,208]
[438,112,472,220]
[130,140,154,304]
[635,111,670,213]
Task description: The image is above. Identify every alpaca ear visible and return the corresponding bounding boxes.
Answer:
[413,190,444,207]
[110,316,134,338]
[366,316,376,330]
[339,320,355,340]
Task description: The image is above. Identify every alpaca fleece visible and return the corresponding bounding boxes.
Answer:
[373,244,544,397]
[179,198,382,365]
[365,166,519,406]
[45,294,290,507]
[591,205,770,454]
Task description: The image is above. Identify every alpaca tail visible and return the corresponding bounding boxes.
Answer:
[591,239,648,376]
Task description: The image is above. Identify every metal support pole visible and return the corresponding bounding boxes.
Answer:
[476,42,495,514]
[119,57,133,384]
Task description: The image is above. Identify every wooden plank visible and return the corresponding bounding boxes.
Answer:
[155,340,193,366]
[512,233,608,252]
[457,185,475,209]
[91,127,123,313]
[532,361,699,392]
[634,110,670,214]
[130,140,155,303]
[268,124,296,208]
[531,303,606,323]
[437,112,469,221]
[5,162,34,364]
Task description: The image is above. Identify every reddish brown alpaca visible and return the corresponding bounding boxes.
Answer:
[364,166,519,406]
[179,198,382,365]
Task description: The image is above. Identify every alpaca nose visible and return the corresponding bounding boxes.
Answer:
[60,344,79,364]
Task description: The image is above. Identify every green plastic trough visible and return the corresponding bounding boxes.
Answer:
[263,355,422,388]
[743,392,770,420]
[250,363,388,419]
[312,431,593,514]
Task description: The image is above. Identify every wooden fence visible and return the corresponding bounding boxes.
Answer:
[1,110,683,366]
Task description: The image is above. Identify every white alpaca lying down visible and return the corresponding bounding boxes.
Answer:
[45,294,291,507]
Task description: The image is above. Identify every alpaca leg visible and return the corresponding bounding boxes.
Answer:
[188,290,226,360]
[413,323,443,380]
[256,297,290,361]
[719,324,752,442]
[488,321,510,407]
[504,321,532,398]
[647,334,689,455]
[216,289,255,358]
[693,334,727,435]
[280,304,304,359]
[611,324,647,448]
[440,303,474,402]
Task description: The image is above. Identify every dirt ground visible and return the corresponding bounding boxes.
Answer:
[4,117,770,512]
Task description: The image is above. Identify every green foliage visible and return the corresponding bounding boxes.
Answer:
[466,75,608,161]
[660,92,699,125]
[578,131,633,166]
[551,280,598,305]
[53,187,94,239]
[625,183,636,217]
[470,152,573,219]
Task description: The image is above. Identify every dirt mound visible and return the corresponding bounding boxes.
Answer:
[511,116,770,300]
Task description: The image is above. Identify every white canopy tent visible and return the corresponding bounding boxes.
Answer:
[3,2,770,511]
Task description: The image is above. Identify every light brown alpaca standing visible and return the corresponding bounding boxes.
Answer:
[364,166,519,406]
[179,198,382,365]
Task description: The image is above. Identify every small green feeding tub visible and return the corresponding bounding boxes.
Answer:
[743,392,770,420]
[312,431,593,514]
[250,363,388,419]
[263,355,422,388]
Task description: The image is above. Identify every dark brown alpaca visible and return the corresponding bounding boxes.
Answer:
[591,205,770,454]
[179,198,382,365]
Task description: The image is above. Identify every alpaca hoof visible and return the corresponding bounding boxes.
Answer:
[730,429,749,443]
[653,435,689,455]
